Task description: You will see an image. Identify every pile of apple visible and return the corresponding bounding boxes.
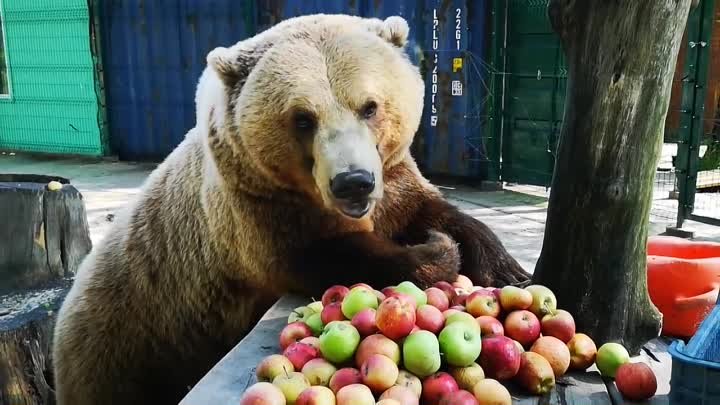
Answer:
[241,276,658,405]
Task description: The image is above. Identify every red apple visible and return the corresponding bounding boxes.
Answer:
[296,386,336,405]
[351,308,378,336]
[615,362,657,401]
[504,310,541,348]
[452,293,469,307]
[476,316,504,337]
[376,296,416,340]
[240,382,286,405]
[453,275,474,291]
[472,379,512,405]
[515,352,555,395]
[379,386,419,405]
[530,336,571,378]
[478,336,521,380]
[382,286,397,296]
[322,285,350,306]
[283,342,320,371]
[355,334,401,368]
[433,281,457,302]
[422,372,459,404]
[361,354,399,394]
[466,290,501,318]
[301,358,337,386]
[256,354,295,382]
[329,367,363,394]
[439,390,479,405]
[336,384,375,405]
[299,336,321,350]
[416,304,445,334]
[424,287,450,311]
[321,302,346,325]
[567,333,598,370]
[383,291,418,311]
[541,309,576,343]
[280,322,314,350]
[499,286,533,312]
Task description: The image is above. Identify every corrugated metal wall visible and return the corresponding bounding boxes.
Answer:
[99,0,257,160]
[100,0,491,179]
[0,0,105,156]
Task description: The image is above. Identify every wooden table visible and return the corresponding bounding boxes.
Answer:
[179,295,674,405]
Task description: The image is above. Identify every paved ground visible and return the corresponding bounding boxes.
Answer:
[1,151,719,275]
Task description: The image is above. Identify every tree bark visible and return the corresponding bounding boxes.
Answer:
[0,284,69,405]
[533,1,693,354]
[0,175,92,295]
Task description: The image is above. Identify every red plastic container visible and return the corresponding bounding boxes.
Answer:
[646,236,720,339]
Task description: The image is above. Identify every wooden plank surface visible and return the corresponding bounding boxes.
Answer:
[181,295,681,405]
[179,295,306,405]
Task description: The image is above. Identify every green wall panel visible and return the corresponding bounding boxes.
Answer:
[0,0,104,156]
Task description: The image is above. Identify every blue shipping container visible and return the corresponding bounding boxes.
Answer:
[99,0,490,178]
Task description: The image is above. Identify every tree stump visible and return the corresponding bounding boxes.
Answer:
[533,1,693,354]
[0,174,92,295]
[0,284,70,405]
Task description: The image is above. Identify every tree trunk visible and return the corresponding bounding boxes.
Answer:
[533,1,693,354]
[0,175,92,295]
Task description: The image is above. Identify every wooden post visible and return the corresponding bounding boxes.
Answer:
[533,1,693,354]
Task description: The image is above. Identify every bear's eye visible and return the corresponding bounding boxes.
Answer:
[361,101,378,119]
[293,111,317,133]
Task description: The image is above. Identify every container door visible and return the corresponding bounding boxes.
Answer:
[500,0,566,187]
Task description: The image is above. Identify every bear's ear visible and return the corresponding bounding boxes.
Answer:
[206,45,261,88]
[377,16,410,48]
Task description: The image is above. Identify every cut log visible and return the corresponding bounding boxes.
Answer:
[533,1,693,354]
[0,174,92,295]
[0,282,70,405]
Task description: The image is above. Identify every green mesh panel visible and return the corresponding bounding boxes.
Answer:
[0,0,103,156]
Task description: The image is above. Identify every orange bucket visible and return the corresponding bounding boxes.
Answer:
[646,236,720,339]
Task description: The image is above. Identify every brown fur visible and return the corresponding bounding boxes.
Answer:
[52,14,529,405]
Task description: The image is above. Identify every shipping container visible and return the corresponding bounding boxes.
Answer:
[98,0,258,160]
[0,0,106,156]
[99,0,493,179]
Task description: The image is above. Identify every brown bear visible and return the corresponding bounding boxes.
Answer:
[52,14,529,405]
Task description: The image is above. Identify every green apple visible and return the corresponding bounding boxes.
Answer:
[341,287,378,319]
[305,313,324,336]
[596,342,630,378]
[445,311,481,333]
[402,330,441,378]
[307,301,324,314]
[289,306,316,324]
[319,321,361,364]
[439,321,482,367]
[395,281,428,307]
[272,371,310,404]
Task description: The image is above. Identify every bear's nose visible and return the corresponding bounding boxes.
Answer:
[330,169,375,200]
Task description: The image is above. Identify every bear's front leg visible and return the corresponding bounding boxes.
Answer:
[403,197,532,288]
[291,230,460,295]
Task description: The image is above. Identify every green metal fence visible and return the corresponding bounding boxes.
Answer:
[489,0,720,229]
[0,0,106,156]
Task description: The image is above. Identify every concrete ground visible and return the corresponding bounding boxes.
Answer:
[1,151,719,275]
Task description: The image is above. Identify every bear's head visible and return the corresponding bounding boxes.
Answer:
[199,15,424,221]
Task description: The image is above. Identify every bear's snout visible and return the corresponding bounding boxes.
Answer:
[329,169,375,218]
[330,169,375,199]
